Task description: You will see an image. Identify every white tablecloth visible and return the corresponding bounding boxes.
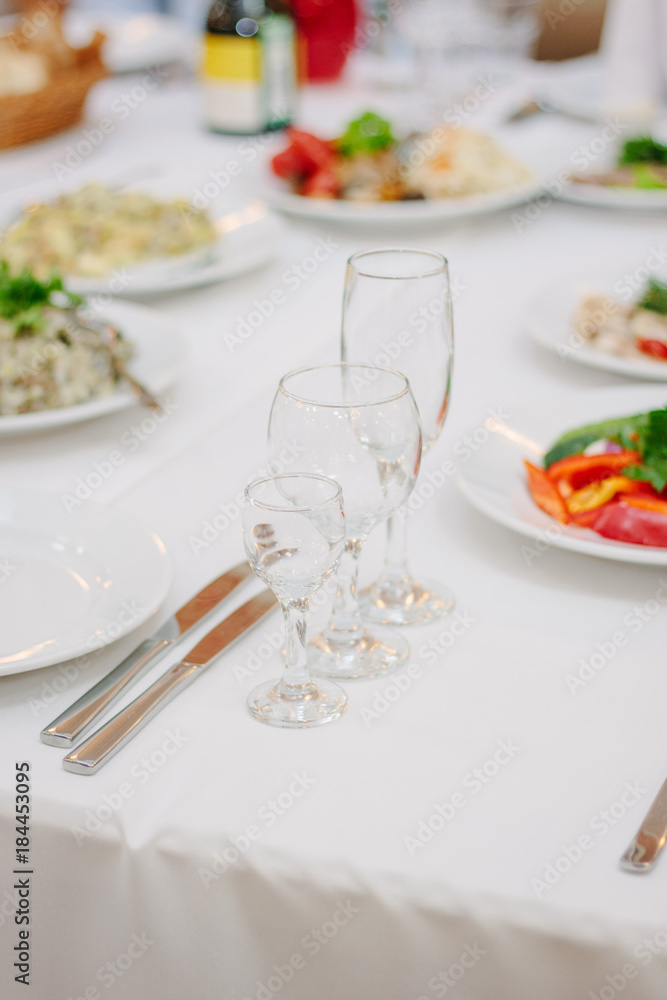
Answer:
[2,61,667,1000]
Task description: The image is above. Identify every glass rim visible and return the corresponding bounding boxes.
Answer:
[244,472,343,513]
[278,362,410,409]
[347,248,448,280]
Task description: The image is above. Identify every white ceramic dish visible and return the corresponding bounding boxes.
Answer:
[258,154,543,226]
[0,298,184,436]
[0,489,171,674]
[526,270,667,381]
[457,385,667,565]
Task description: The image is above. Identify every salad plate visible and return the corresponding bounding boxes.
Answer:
[526,267,667,381]
[259,111,543,226]
[457,385,667,565]
[0,298,184,436]
[0,488,171,674]
[558,134,667,210]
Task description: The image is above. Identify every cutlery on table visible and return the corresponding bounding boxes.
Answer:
[41,561,253,748]
[504,98,594,124]
[620,777,667,872]
[63,590,278,775]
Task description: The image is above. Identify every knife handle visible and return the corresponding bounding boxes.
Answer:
[62,660,200,774]
[40,638,170,747]
[620,778,667,872]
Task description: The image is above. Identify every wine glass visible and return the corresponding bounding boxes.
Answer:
[267,363,422,681]
[242,473,348,728]
[341,248,454,626]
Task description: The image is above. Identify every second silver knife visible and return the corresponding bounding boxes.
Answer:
[63,589,278,774]
[41,560,253,747]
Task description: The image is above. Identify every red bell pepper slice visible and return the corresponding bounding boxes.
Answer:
[637,338,667,361]
[546,450,639,494]
[271,129,336,181]
[525,461,570,524]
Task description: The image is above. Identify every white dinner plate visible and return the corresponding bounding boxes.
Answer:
[258,159,543,227]
[457,385,667,565]
[66,202,285,296]
[0,299,184,436]
[0,489,171,674]
[559,182,667,211]
[526,269,667,381]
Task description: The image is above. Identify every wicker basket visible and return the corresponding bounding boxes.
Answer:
[0,32,107,151]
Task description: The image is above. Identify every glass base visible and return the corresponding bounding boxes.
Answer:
[247,678,348,729]
[359,576,455,627]
[308,625,409,681]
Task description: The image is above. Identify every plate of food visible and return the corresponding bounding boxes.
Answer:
[457,386,667,565]
[260,110,542,224]
[527,267,667,380]
[561,135,667,209]
[0,487,171,674]
[0,187,284,295]
[0,263,183,435]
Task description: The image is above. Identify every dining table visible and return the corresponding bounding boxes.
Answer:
[2,52,667,1000]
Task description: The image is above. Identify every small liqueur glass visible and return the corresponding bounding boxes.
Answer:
[242,473,348,728]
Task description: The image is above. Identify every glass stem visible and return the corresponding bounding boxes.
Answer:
[381,511,411,583]
[324,539,365,643]
[279,599,313,693]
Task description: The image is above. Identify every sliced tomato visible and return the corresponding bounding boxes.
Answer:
[301,166,340,198]
[271,144,312,179]
[592,500,667,547]
[546,450,639,493]
[525,460,570,524]
[637,338,667,360]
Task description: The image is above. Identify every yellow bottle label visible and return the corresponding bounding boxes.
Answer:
[202,34,261,82]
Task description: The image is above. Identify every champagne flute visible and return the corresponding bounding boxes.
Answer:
[242,473,348,728]
[341,248,454,626]
[268,363,422,681]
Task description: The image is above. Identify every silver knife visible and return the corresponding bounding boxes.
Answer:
[621,777,667,873]
[62,589,278,775]
[41,561,253,748]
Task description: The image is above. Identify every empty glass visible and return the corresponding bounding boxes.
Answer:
[268,363,422,681]
[242,474,348,728]
[341,248,454,626]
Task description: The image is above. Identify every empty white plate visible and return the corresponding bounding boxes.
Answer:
[0,489,171,674]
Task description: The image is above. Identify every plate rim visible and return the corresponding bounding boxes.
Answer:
[0,488,171,674]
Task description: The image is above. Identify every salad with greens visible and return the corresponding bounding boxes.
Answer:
[525,407,667,547]
[575,136,667,190]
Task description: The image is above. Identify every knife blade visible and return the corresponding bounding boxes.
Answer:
[62,589,278,775]
[41,561,253,748]
[620,776,667,872]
